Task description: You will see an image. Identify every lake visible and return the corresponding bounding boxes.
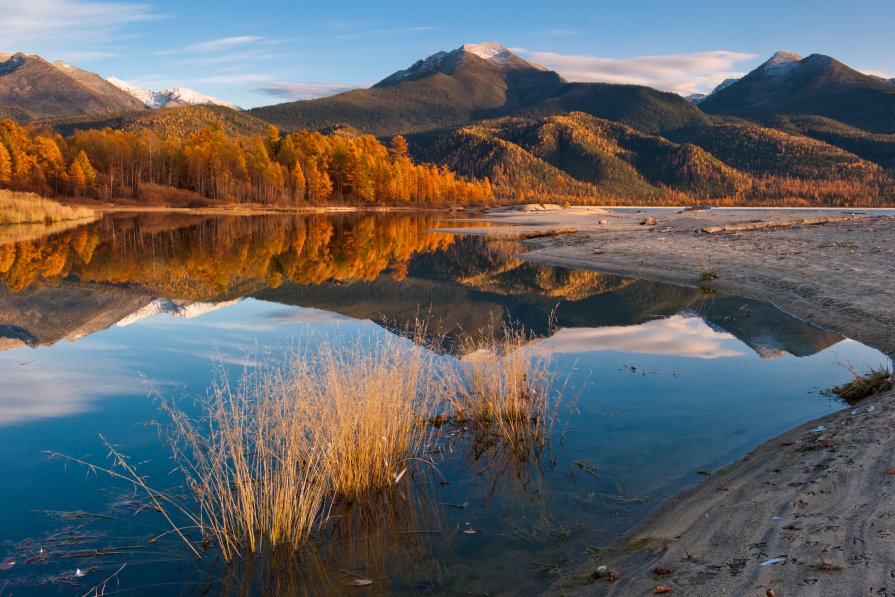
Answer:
[0,213,885,595]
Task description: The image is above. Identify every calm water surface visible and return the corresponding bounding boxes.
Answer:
[0,213,885,595]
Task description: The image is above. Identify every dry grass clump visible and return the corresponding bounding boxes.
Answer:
[449,321,558,449]
[832,364,893,403]
[0,189,96,225]
[308,339,442,498]
[160,333,444,561]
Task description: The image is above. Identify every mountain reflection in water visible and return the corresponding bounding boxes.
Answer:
[0,212,841,358]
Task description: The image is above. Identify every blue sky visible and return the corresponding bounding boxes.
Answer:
[2,0,893,108]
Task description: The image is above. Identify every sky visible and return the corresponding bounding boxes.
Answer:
[1,0,893,108]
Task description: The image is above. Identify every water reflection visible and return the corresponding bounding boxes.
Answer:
[0,213,880,595]
[535,315,747,359]
[0,213,841,362]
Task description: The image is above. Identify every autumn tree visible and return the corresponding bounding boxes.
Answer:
[0,143,10,185]
[389,135,409,159]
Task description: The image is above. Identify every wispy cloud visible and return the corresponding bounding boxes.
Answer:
[519,49,758,95]
[327,21,435,41]
[186,35,265,53]
[0,0,161,60]
[864,69,895,81]
[256,81,362,100]
[157,35,267,56]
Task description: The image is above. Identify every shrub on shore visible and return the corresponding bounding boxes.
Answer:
[0,189,96,225]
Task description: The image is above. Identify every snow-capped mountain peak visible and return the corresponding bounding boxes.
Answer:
[462,41,512,61]
[759,50,803,76]
[107,77,240,110]
[376,40,544,86]
[106,77,156,106]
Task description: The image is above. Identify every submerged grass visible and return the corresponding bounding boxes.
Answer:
[0,189,96,225]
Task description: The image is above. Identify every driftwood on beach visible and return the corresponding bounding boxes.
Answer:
[700,214,861,234]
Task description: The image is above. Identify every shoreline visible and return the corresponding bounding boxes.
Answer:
[548,387,895,596]
[436,206,895,596]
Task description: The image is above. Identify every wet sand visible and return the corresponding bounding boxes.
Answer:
[438,206,895,596]
[548,387,895,597]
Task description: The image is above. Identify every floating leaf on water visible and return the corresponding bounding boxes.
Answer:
[347,578,373,587]
[574,461,598,477]
[653,585,672,593]
[653,566,672,575]
[0,559,15,570]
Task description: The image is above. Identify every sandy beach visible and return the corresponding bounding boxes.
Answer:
[440,206,895,596]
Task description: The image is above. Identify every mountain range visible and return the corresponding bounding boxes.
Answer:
[106,77,239,110]
[2,42,895,204]
[0,52,237,120]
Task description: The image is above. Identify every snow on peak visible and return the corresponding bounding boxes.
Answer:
[712,77,739,93]
[376,40,543,86]
[158,87,240,110]
[52,60,77,72]
[461,41,511,60]
[760,51,803,76]
[107,77,240,110]
[107,77,157,105]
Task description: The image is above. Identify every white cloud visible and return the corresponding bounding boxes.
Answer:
[519,49,758,95]
[185,36,265,53]
[0,0,160,59]
[863,69,895,81]
[256,81,362,100]
[156,35,267,56]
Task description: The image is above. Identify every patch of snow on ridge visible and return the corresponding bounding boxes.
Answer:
[462,41,512,61]
[107,77,156,106]
[760,51,803,76]
[107,77,240,110]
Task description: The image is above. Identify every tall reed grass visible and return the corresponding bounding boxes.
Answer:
[0,189,96,225]
[159,332,446,560]
[60,319,561,568]
[449,321,558,450]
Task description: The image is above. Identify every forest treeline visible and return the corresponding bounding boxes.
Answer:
[0,119,495,206]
